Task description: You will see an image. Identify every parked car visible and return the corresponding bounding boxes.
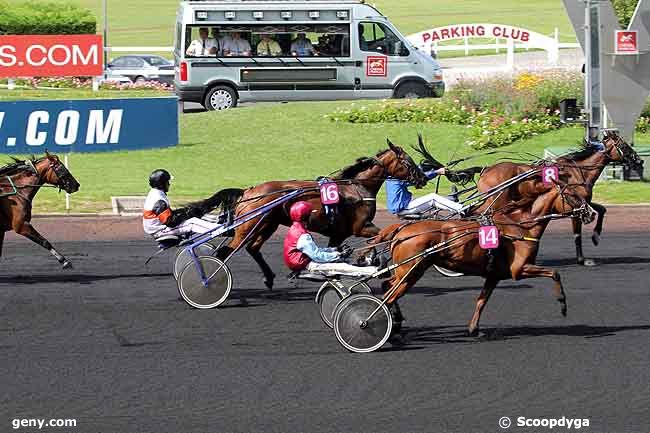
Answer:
[107,55,175,85]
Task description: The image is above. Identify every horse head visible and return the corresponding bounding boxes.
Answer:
[38,152,80,193]
[602,129,644,171]
[384,138,428,188]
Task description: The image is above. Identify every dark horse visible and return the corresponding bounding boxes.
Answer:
[215,140,427,289]
[416,130,643,265]
[0,153,80,268]
[374,179,592,337]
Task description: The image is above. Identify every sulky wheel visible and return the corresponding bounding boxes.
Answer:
[173,244,217,280]
[317,281,372,329]
[178,256,232,309]
[333,294,393,353]
[433,265,464,277]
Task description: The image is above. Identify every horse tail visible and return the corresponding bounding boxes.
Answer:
[372,223,409,245]
[445,166,483,186]
[188,188,245,215]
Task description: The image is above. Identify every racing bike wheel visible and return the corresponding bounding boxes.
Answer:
[333,294,392,353]
[178,256,232,309]
[173,243,217,280]
[317,281,372,329]
[433,265,464,277]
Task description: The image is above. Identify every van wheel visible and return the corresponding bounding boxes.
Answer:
[204,86,237,111]
[394,82,430,99]
[134,76,146,84]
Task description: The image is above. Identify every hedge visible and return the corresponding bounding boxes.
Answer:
[0,1,96,35]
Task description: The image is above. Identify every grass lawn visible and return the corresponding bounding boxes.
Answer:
[2,95,646,214]
[17,0,577,48]
[0,88,172,101]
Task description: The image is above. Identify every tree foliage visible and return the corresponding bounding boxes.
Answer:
[613,0,639,28]
[0,1,96,35]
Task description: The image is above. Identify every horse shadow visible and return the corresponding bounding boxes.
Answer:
[0,273,172,285]
[398,323,650,347]
[538,256,650,267]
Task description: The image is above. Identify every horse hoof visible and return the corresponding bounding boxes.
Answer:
[582,258,598,267]
[263,275,275,290]
[577,257,584,265]
[561,306,568,317]
[591,232,601,246]
[467,327,479,337]
[389,331,407,346]
[61,261,73,269]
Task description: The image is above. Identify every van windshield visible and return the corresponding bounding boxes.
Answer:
[184,24,350,58]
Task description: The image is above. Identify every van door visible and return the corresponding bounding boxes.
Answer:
[354,21,415,98]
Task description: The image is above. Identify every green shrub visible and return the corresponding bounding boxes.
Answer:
[0,1,96,35]
[613,0,639,28]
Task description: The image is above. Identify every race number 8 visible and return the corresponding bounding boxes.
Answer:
[478,225,500,249]
[320,182,340,205]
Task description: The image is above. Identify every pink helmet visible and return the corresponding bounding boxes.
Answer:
[289,201,313,222]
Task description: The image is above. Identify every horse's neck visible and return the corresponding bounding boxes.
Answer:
[353,165,385,195]
[564,150,609,186]
[12,171,42,201]
[500,189,557,239]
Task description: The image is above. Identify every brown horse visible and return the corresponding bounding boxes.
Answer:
[375,182,590,337]
[473,130,642,264]
[0,153,80,268]
[217,140,427,289]
[416,130,642,264]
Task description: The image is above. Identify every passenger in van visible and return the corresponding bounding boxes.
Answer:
[223,32,252,56]
[256,34,282,56]
[211,28,232,55]
[290,33,316,56]
[186,27,218,57]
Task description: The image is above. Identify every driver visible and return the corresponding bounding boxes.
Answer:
[386,163,463,217]
[283,201,377,277]
[143,169,220,240]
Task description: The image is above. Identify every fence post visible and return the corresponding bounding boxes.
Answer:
[464,36,469,55]
[506,38,515,69]
[7,78,15,90]
[549,27,560,65]
[495,37,500,53]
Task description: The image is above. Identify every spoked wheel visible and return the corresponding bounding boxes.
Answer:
[433,265,464,277]
[317,281,372,329]
[178,256,232,309]
[333,294,393,353]
[173,243,217,280]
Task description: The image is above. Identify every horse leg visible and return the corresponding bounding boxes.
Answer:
[245,222,280,290]
[467,277,499,337]
[519,264,567,317]
[572,218,585,265]
[0,231,4,257]
[590,202,607,246]
[15,222,71,268]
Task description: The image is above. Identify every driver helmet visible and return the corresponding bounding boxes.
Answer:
[149,169,173,191]
[289,201,313,222]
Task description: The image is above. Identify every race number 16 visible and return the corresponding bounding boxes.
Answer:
[319,182,340,205]
[478,225,500,249]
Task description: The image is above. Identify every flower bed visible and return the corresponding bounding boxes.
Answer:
[0,76,172,91]
[328,70,648,149]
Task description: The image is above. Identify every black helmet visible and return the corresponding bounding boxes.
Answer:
[149,169,172,190]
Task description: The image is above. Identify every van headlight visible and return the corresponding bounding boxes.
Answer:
[433,70,443,81]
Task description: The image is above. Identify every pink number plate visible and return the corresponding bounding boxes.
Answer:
[478,225,500,249]
[319,182,340,205]
[542,165,559,185]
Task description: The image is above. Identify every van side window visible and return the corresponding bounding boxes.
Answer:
[183,24,350,58]
[358,22,408,57]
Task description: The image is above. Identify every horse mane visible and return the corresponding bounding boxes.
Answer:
[0,156,38,176]
[333,149,389,179]
[556,143,596,162]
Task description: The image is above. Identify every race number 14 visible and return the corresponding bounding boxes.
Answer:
[319,182,340,205]
[478,225,500,249]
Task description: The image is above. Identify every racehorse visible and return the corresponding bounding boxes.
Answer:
[474,130,642,265]
[415,130,643,265]
[373,179,593,337]
[0,153,80,268]
[216,140,427,289]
